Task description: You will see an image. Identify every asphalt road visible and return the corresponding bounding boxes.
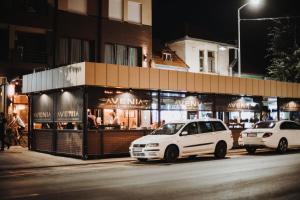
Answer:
[1,150,300,200]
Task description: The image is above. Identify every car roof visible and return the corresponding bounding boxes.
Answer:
[167,118,222,124]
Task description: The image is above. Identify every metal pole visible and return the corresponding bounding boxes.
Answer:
[238,8,241,77]
[237,3,249,77]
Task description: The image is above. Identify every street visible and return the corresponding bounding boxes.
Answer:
[1,149,300,200]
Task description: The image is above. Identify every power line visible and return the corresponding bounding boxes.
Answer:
[241,16,300,21]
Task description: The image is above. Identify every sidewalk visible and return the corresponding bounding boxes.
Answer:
[0,146,134,171]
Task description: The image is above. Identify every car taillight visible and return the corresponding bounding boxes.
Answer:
[263,132,273,138]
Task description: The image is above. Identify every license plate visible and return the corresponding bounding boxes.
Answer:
[247,133,257,137]
[133,147,143,152]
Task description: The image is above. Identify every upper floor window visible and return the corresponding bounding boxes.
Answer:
[67,0,87,14]
[0,29,9,61]
[59,38,95,66]
[127,1,142,24]
[199,50,204,72]
[208,51,215,73]
[162,52,172,61]
[15,32,47,64]
[105,43,142,67]
[109,0,123,20]
[13,0,48,15]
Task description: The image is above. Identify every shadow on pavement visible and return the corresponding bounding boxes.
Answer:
[131,156,230,166]
[251,148,300,156]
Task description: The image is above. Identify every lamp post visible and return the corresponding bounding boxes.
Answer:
[237,0,261,77]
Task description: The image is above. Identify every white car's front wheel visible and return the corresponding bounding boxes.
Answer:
[164,145,179,163]
[277,138,288,154]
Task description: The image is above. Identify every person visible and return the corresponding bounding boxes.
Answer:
[12,112,26,137]
[261,110,273,121]
[87,110,97,129]
[0,112,10,151]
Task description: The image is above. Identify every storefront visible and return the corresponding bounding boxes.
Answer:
[23,62,300,159]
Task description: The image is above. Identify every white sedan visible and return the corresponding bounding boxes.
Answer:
[239,120,300,154]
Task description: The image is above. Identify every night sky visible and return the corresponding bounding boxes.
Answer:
[153,0,300,75]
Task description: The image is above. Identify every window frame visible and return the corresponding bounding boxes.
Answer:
[127,1,142,24]
[181,122,199,136]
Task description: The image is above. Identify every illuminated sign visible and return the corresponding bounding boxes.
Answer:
[280,101,300,111]
[98,93,150,109]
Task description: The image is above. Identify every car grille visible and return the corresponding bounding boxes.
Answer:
[133,144,146,147]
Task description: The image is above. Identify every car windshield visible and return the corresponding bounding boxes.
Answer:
[151,123,185,135]
[253,121,276,129]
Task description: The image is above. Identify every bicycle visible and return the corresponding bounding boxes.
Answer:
[6,124,28,148]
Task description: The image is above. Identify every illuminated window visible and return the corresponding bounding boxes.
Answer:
[109,0,123,20]
[67,0,87,14]
[127,1,142,23]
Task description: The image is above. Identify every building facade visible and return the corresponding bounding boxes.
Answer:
[0,0,152,117]
[168,36,236,76]
[0,0,152,79]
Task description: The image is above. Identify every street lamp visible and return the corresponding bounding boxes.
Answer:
[237,0,262,77]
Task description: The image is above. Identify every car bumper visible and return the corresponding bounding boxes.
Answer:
[129,147,164,159]
[239,137,274,148]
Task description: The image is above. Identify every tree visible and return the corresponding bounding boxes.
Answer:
[266,20,300,83]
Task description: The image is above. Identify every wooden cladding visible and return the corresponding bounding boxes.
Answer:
[84,62,300,98]
[23,62,300,98]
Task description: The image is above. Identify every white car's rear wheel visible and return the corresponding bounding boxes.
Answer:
[277,138,288,154]
[214,142,227,159]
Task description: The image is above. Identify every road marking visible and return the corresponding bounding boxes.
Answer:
[3,193,39,199]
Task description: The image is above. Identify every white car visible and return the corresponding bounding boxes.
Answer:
[239,120,300,154]
[129,119,233,162]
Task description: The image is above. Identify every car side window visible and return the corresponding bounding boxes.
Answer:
[198,122,213,133]
[280,122,300,130]
[289,122,300,130]
[280,122,288,130]
[212,121,226,132]
[182,122,199,135]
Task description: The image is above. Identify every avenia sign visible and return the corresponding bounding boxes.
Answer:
[99,93,150,109]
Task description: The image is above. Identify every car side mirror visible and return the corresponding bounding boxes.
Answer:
[181,131,188,136]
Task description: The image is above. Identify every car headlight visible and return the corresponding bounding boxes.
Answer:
[146,143,159,147]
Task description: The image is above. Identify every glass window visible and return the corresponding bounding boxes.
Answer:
[151,123,184,135]
[208,51,215,73]
[104,43,141,67]
[68,0,87,14]
[212,121,226,131]
[199,50,204,72]
[59,38,94,65]
[128,1,142,23]
[198,122,213,133]
[280,122,300,130]
[182,122,199,135]
[109,0,123,20]
[254,121,276,129]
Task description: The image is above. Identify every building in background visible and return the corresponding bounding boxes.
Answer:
[167,36,237,76]
[0,0,152,122]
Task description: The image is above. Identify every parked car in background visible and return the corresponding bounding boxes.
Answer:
[129,119,233,162]
[239,120,300,154]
